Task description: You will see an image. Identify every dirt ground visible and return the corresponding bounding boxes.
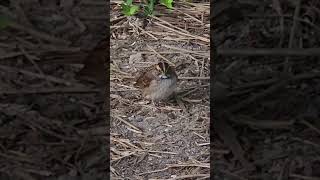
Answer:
[0,1,107,179]
[213,0,320,179]
[110,1,210,179]
[4,0,320,179]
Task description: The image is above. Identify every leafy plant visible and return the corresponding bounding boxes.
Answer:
[120,0,174,17]
[121,0,140,16]
[160,0,173,9]
[144,0,155,16]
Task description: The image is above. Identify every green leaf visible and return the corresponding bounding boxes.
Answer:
[144,6,153,16]
[144,0,155,16]
[160,0,173,9]
[126,0,133,5]
[121,3,139,16]
[0,15,11,29]
[121,3,129,15]
[129,5,139,15]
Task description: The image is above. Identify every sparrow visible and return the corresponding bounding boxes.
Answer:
[134,62,177,101]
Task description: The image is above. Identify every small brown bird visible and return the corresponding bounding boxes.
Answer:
[134,62,178,101]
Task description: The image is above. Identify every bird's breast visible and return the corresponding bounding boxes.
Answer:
[143,77,177,100]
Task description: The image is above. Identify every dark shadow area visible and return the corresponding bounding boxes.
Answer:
[0,0,108,179]
[212,0,320,179]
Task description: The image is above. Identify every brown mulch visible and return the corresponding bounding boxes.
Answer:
[3,0,320,179]
[213,0,320,179]
[0,1,107,179]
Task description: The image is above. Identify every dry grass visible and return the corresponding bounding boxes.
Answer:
[110,1,210,179]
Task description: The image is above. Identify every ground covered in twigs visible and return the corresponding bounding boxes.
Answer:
[110,1,210,179]
[213,0,320,179]
[0,1,107,179]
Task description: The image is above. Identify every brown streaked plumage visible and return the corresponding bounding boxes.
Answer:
[135,62,177,101]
